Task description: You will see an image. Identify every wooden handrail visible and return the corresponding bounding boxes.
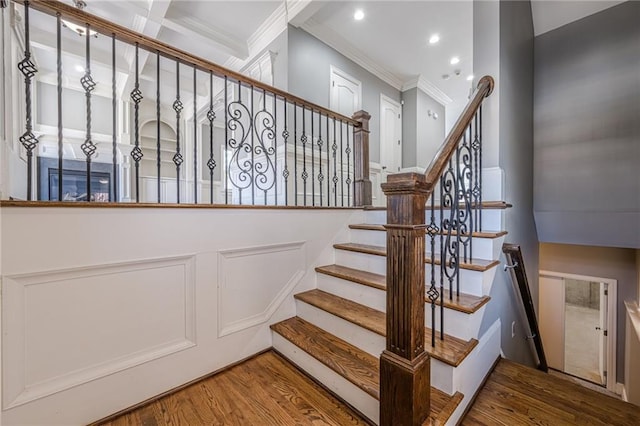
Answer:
[424,76,494,187]
[14,0,360,126]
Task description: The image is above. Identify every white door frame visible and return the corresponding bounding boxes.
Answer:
[539,270,617,392]
[329,65,362,115]
[379,93,402,174]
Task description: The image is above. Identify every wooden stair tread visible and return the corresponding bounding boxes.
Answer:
[333,243,500,272]
[271,317,380,399]
[315,264,490,314]
[363,200,512,211]
[271,317,463,425]
[295,290,478,367]
[349,224,507,239]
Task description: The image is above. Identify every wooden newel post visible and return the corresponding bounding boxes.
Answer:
[380,172,431,425]
[352,110,372,207]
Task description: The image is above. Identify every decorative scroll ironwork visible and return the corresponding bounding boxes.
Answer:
[253,89,276,205]
[301,106,308,205]
[130,43,143,202]
[226,82,252,204]
[18,1,38,200]
[345,122,352,206]
[282,102,290,206]
[173,62,183,203]
[207,72,216,204]
[457,124,474,263]
[441,158,460,306]
[332,118,338,206]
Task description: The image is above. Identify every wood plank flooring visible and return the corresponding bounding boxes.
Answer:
[97,351,369,426]
[463,358,640,426]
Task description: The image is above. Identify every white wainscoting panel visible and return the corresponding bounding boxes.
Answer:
[2,255,196,409]
[217,241,306,337]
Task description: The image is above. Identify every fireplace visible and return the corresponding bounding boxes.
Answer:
[38,157,114,202]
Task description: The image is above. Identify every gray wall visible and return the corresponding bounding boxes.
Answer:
[540,242,638,383]
[401,88,445,169]
[475,0,539,368]
[533,1,640,249]
[287,26,401,163]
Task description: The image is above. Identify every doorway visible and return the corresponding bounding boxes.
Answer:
[539,271,617,391]
[380,94,402,180]
[329,66,361,116]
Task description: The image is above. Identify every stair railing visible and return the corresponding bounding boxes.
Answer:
[380,76,494,425]
[6,0,371,207]
[503,243,548,372]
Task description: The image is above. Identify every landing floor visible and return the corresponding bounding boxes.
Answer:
[463,358,640,425]
[96,350,369,426]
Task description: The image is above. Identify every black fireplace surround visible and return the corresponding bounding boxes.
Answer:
[38,157,114,202]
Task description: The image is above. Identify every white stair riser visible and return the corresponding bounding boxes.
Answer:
[424,305,486,342]
[316,274,386,312]
[316,274,483,341]
[362,209,503,231]
[295,301,457,395]
[349,229,501,261]
[334,250,488,296]
[272,333,380,424]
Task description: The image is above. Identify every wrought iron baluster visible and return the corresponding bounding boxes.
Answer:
[224,76,228,204]
[472,111,480,232]
[311,109,315,205]
[326,113,330,206]
[439,178,445,340]
[56,13,63,201]
[156,52,161,203]
[250,85,255,205]
[193,67,198,204]
[318,111,324,207]
[207,72,216,204]
[130,43,143,203]
[81,24,97,201]
[294,102,298,206]
[18,1,38,200]
[173,61,184,204]
[427,195,440,348]
[332,118,338,206]
[273,93,278,205]
[112,35,118,202]
[282,101,289,206]
[479,106,483,230]
[340,120,344,207]
[346,122,352,206]
[301,105,308,206]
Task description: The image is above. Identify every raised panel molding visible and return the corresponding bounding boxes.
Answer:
[2,255,196,409]
[217,241,306,337]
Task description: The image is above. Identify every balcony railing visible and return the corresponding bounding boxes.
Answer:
[7,0,371,207]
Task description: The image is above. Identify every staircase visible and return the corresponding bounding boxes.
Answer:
[270,202,510,425]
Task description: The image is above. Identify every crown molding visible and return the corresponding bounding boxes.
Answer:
[402,76,453,106]
[300,18,404,91]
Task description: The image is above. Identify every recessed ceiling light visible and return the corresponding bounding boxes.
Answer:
[450,56,460,65]
[466,74,474,81]
[354,9,364,21]
[429,34,440,44]
[75,65,85,73]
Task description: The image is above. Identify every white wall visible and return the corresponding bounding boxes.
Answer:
[0,206,361,425]
[625,301,640,406]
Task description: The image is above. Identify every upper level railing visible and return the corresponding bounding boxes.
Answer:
[6,0,371,206]
[379,76,494,425]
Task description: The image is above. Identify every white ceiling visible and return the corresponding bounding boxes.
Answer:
[530,0,626,36]
[25,0,623,112]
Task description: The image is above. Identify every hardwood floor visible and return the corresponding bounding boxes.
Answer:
[97,351,369,426]
[463,358,640,425]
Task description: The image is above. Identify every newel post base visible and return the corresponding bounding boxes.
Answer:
[353,110,372,207]
[380,172,432,426]
[380,350,431,426]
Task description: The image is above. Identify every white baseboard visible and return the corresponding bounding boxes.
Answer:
[618,383,627,401]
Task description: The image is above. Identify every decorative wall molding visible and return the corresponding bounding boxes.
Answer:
[402,76,453,106]
[217,241,306,337]
[2,255,196,409]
